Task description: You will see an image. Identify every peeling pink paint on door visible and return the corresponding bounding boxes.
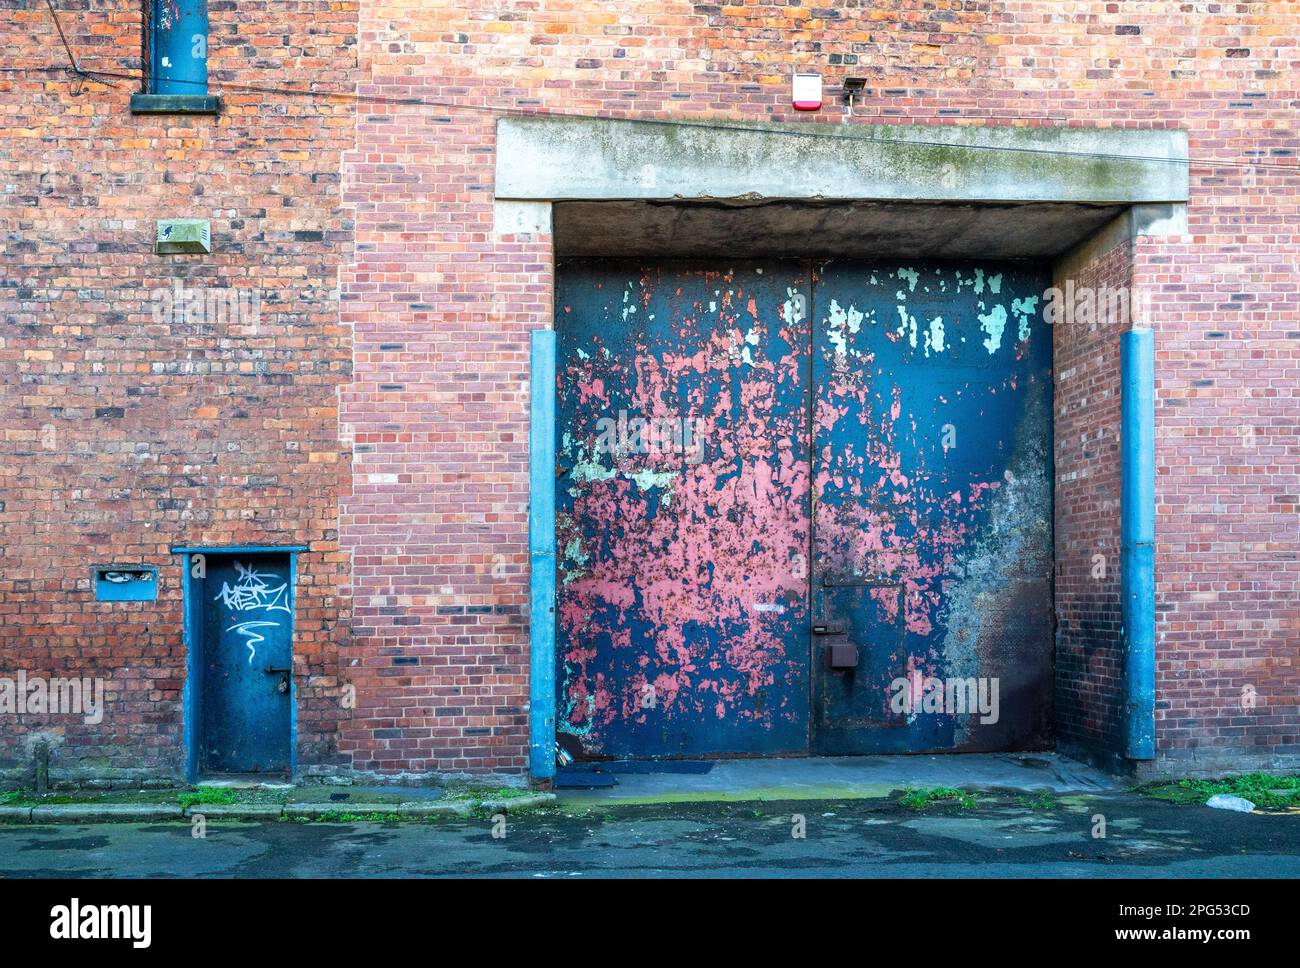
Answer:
[556,263,812,756]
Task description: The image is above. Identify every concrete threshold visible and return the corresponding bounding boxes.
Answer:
[555,752,1120,807]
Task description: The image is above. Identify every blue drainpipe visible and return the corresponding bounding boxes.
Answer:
[1121,328,1155,760]
[151,0,208,96]
[528,331,557,783]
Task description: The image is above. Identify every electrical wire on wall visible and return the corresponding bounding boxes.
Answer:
[6,1,1297,176]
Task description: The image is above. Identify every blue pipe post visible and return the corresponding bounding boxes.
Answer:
[181,554,198,783]
[1121,328,1156,759]
[152,0,208,96]
[528,331,557,783]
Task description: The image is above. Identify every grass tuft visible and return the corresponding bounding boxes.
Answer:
[297,810,403,823]
[177,788,240,809]
[900,786,976,809]
[1140,772,1300,808]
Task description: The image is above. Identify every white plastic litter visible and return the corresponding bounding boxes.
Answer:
[1205,794,1255,812]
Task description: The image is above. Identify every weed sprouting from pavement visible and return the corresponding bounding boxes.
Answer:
[177,788,240,809]
[900,787,976,809]
[1140,772,1300,808]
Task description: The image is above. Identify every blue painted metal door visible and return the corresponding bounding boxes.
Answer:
[810,262,1054,753]
[151,0,208,96]
[555,259,1054,758]
[200,555,294,773]
[555,262,812,757]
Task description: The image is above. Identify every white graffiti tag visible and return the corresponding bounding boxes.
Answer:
[228,621,281,666]
[215,561,291,665]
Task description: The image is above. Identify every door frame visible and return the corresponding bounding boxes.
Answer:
[174,544,306,783]
[516,117,1186,781]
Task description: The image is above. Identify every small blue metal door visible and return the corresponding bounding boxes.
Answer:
[810,262,1054,754]
[200,554,294,773]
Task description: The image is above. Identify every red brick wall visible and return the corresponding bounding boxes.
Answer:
[1052,236,1131,767]
[4,1,1296,782]
[343,0,1295,776]
[337,96,550,770]
[0,0,358,784]
[1141,229,1300,775]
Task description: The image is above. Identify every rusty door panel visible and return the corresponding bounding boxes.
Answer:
[555,262,812,757]
[556,259,1055,758]
[810,261,1054,754]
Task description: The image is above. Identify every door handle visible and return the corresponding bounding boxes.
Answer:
[814,627,857,669]
[264,666,292,695]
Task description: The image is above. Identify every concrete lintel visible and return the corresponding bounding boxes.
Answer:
[493,199,552,237]
[553,199,1127,261]
[497,115,1189,206]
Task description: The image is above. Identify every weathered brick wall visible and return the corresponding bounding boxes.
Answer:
[1052,236,1131,768]
[1140,227,1299,776]
[344,0,1296,775]
[338,96,549,774]
[0,0,358,784]
[4,1,1296,782]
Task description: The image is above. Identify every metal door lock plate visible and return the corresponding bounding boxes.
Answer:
[825,638,858,670]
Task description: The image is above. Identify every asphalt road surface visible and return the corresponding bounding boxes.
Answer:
[1,793,1297,878]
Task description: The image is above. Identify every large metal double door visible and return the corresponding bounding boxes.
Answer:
[556,260,1053,757]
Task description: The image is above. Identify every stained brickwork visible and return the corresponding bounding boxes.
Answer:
[1138,231,1299,774]
[343,0,1297,776]
[2,1,1296,782]
[0,0,359,783]
[1052,238,1132,767]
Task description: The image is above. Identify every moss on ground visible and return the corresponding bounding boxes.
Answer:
[1016,791,1060,810]
[288,810,406,824]
[0,789,181,807]
[0,784,488,809]
[899,786,977,809]
[1138,772,1300,808]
